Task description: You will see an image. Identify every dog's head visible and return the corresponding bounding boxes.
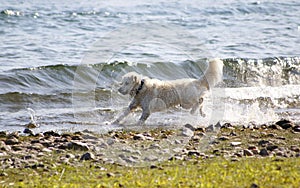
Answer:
[118,72,142,96]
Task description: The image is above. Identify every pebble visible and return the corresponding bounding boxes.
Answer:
[0,131,7,137]
[180,127,194,137]
[243,149,254,156]
[293,125,300,132]
[275,119,294,129]
[0,141,11,151]
[259,148,269,156]
[268,124,283,130]
[133,134,146,140]
[23,128,34,135]
[230,142,242,147]
[184,124,196,131]
[43,131,60,137]
[219,136,229,141]
[258,140,270,147]
[5,137,19,145]
[188,150,201,157]
[80,152,95,161]
[266,144,278,151]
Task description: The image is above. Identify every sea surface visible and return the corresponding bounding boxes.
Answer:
[1,0,299,133]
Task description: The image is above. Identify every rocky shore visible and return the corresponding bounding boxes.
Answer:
[0,119,299,171]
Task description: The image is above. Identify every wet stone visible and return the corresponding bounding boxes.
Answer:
[43,131,60,137]
[180,127,194,137]
[268,124,283,130]
[23,128,34,135]
[259,148,269,156]
[184,124,196,131]
[275,119,294,129]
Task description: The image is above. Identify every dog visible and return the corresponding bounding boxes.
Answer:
[113,58,223,125]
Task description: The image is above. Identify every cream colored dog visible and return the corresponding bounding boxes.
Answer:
[113,58,223,125]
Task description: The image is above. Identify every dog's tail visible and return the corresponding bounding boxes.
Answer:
[203,58,223,89]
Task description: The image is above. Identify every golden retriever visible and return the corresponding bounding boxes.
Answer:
[113,58,223,125]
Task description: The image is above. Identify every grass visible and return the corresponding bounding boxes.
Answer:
[1,157,299,187]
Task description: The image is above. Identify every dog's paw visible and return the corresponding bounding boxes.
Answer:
[200,112,206,117]
[137,120,146,126]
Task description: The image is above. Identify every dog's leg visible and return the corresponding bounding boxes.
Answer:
[198,97,206,117]
[190,103,199,114]
[113,99,138,124]
[137,108,150,126]
[113,107,131,124]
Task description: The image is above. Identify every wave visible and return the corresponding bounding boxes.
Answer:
[1,57,299,95]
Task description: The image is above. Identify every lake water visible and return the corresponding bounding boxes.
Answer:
[1,0,299,133]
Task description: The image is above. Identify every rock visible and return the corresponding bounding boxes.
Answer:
[184,124,196,131]
[229,131,237,136]
[80,152,95,161]
[221,123,232,129]
[191,135,201,141]
[59,142,89,151]
[8,132,19,139]
[266,144,278,151]
[243,149,254,156]
[0,131,7,138]
[230,142,242,147]
[81,134,98,140]
[275,119,294,129]
[66,153,75,159]
[133,134,146,140]
[144,155,158,162]
[258,140,270,147]
[71,135,83,140]
[187,150,200,157]
[119,154,138,164]
[290,145,300,152]
[106,172,115,178]
[248,145,259,154]
[149,144,161,149]
[12,145,23,151]
[259,148,269,156]
[0,141,11,151]
[250,183,260,188]
[43,131,60,137]
[195,127,205,132]
[5,137,19,145]
[0,172,8,177]
[23,128,34,135]
[180,127,194,137]
[268,124,283,130]
[41,148,52,153]
[206,124,215,132]
[106,138,116,145]
[293,125,300,132]
[219,136,229,141]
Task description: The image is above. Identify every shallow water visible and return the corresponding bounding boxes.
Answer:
[0,0,299,133]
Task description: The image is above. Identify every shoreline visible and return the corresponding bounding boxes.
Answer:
[1,119,299,169]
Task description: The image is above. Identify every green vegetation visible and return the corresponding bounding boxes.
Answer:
[1,157,299,187]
